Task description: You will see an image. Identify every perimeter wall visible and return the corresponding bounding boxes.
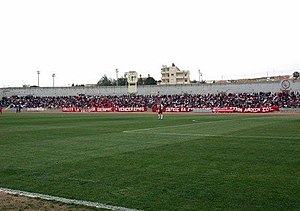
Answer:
[1,80,299,97]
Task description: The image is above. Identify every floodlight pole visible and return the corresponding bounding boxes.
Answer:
[198,69,202,83]
[37,70,40,86]
[52,73,55,87]
[116,69,119,86]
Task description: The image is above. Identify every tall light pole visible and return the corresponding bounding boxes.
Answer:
[52,73,55,87]
[37,71,40,86]
[116,69,119,86]
[198,69,202,83]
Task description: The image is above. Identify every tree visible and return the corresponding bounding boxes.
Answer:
[111,77,127,86]
[137,78,144,85]
[117,77,127,86]
[293,71,299,79]
[97,75,113,86]
[144,77,157,85]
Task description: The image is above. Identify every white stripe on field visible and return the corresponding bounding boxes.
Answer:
[122,116,274,133]
[68,177,99,183]
[0,187,141,211]
[123,118,235,133]
[124,131,300,140]
[122,116,299,140]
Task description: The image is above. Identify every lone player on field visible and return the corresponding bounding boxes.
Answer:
[158,102,164,120]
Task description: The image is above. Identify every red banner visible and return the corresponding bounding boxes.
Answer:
[213,108,234,113]
[62,107,82,112]
[115,107,147,112]
[166,107,193,112]
[83,107,114,112]
[62,107,147,112]
[152,107,193,112]
[213,106,279,113]
[62,106,279,113]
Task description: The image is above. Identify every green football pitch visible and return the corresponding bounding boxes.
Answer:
[0,113,299,210]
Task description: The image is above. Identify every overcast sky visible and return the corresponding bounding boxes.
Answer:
[1,0,299,87]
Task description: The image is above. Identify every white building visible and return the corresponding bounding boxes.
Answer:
[160,63,190,85]
[127,71,138,94]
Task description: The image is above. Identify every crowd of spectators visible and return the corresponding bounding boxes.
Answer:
[1,92,299,110]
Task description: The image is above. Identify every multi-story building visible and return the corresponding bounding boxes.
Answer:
[127,71,138,94]
[160,63,190,85]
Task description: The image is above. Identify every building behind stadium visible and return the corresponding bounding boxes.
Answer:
[1,79,299,97]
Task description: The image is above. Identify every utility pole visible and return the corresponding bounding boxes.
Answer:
[198,69,202,83]
[37,70,40,86]
[116,69,119,86]
[52,73,55,87]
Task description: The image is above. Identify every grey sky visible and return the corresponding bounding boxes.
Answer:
[1,0,299,87]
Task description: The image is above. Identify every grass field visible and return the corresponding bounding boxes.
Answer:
[0,113,299,210]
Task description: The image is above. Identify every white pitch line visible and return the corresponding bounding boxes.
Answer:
[123,116,277,133]
[124,131,300,140]
[0,187,141,211]
[123,118,235,133]
[68,177,99,183]
[122,116,299,141]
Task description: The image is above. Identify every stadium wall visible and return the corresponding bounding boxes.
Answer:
[1,80,299,97]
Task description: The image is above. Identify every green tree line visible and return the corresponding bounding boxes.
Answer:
[97,75,157,86]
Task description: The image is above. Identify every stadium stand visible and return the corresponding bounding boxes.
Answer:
[1,92,299,110]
